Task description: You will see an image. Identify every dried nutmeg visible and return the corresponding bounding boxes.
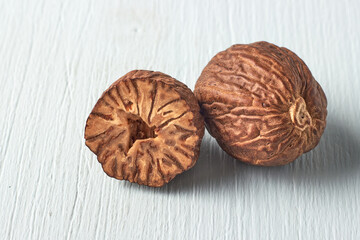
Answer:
[85,70,204,187]
[194,41,327,166]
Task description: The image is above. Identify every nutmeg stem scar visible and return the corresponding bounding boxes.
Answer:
[289,97,312,131]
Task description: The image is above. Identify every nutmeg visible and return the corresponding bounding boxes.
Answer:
[194,41,327,166]
[85,70,204,187]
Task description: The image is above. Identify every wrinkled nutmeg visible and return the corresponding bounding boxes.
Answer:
[85,70,204,187]
[194,41,327,166]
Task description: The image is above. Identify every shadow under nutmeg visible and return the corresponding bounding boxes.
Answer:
[121,134,240,194]
[162,135,245,193]
[289,118,360,181]
[161,117,360,194]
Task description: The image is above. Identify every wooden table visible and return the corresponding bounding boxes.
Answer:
[1,0,359,239]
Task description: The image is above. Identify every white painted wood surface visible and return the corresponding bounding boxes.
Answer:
[1,0,359,239]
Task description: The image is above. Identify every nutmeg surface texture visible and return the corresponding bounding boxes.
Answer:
[194,41,327,166]
[85,70,204,187]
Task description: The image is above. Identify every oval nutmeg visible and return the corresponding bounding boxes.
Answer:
[194,41,327,166]
[85,70,204,187]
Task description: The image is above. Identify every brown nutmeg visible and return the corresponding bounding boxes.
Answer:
[194,41,327,166]
[85,70,204,187]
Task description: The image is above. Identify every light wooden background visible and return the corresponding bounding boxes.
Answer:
[1,0,359,239]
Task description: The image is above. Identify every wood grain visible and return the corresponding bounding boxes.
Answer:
[0,0,359,239]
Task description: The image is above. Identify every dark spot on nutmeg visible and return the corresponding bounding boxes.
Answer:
[159,93,166,100]
[118,144,124,152]
[165,139,175,146]
[149,141,158,151]
[124,100,133,111]
[163,110,172,116]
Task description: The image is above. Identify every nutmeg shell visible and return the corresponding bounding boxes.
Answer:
[85,70,204,186]
[194,41,327,166]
